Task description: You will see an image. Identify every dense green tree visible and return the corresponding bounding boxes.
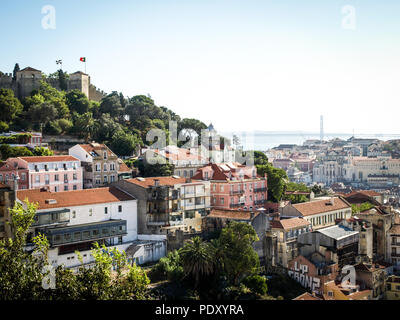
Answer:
[93,113,122,142]
[110,130,141,156]
[0,144,33,160]
[32,147,54,156]
[0,200,49,300]
[36,81,69,119]
[179,237,215,288]
[137,160,174,177]
[219,221,260,285]
[65,90,90,114]
[99,91,124,119]
[242,274,268,296]
[0,88,23,123]
[284,182,311,203]
[57,69,68,91]
[12,63,20,81]
[0,121,9,132]
[178,118,207,139]
[72,112,94,142]
[256,163,287,202]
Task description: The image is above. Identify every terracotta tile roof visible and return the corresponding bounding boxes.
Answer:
[293,292,322,300]
[292,197,351,217]
[270,217,311,230]
[347,190,381,197]
[358,206,387,216]
[348,290,372,300]
[208,209,259,221]
[80,143,116,158]
[118,160,131,173]
[16,187,135,209]
[19,155,79,163]
[125,176,192,188]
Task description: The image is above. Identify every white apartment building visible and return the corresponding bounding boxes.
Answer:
[16,187,166,269]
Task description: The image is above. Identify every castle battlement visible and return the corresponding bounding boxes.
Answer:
[0,66,106,101]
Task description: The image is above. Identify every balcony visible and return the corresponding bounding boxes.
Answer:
[254,187,267,193]
[32,209,70,227]
[38,219,127,247]
[254,200,267,205]
[230,190,244,195]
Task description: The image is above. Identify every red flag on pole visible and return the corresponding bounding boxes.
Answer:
[80,57,86,62]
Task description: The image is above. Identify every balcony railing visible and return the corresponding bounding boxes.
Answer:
[254,187,267,192]
[254,200,267,205]
[38,219,127,247]
[230,190,244,195]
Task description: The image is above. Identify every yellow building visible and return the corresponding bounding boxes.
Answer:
[386,275,400,300]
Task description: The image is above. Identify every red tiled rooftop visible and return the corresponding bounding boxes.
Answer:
[16,187,134,209]
[19,155,79,163]
[125,176,196,188]
[270,217,310,230]
[293,197,351,217]
[208,209,259,221]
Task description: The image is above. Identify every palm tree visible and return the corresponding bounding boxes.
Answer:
[179,237,214,288]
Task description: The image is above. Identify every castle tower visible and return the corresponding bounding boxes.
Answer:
[15,67,42,99]
[69,71,90,98]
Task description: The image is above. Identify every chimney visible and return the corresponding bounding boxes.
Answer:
[12,173,20,192]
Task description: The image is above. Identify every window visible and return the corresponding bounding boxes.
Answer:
[103,151,107,159]
[21,173,26,181]
[220,185,224,192]
[213,184,216,191]
[89,209,93,216]
[103,164,107,171]
[73,232,81,241]
[45,174,49,184]
[110,163,115,171]
[105,207,108,214]
[104,175,108,183]
[54,186,58,192]
[110,175,115,183]
[220,198,224,205]
[64,174,68,183]
[118,205,122,212]
[54,174,59,181]
[35,175,40,183]
[0,175,2,182]
[64,185,68,191]
[73,185,77,190]
[204,171,209,180]
[73,173,77,180]
[72,211,76,218]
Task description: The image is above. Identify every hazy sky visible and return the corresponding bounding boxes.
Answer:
[1,0,399,134]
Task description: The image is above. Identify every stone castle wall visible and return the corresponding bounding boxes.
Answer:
[0,69,106,102]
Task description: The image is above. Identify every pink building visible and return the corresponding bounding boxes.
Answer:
[192,162,268,210]
[0,158,29,190]
[0,156,83,192]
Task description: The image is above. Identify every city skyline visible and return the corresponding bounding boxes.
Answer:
[1,0,399,134]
